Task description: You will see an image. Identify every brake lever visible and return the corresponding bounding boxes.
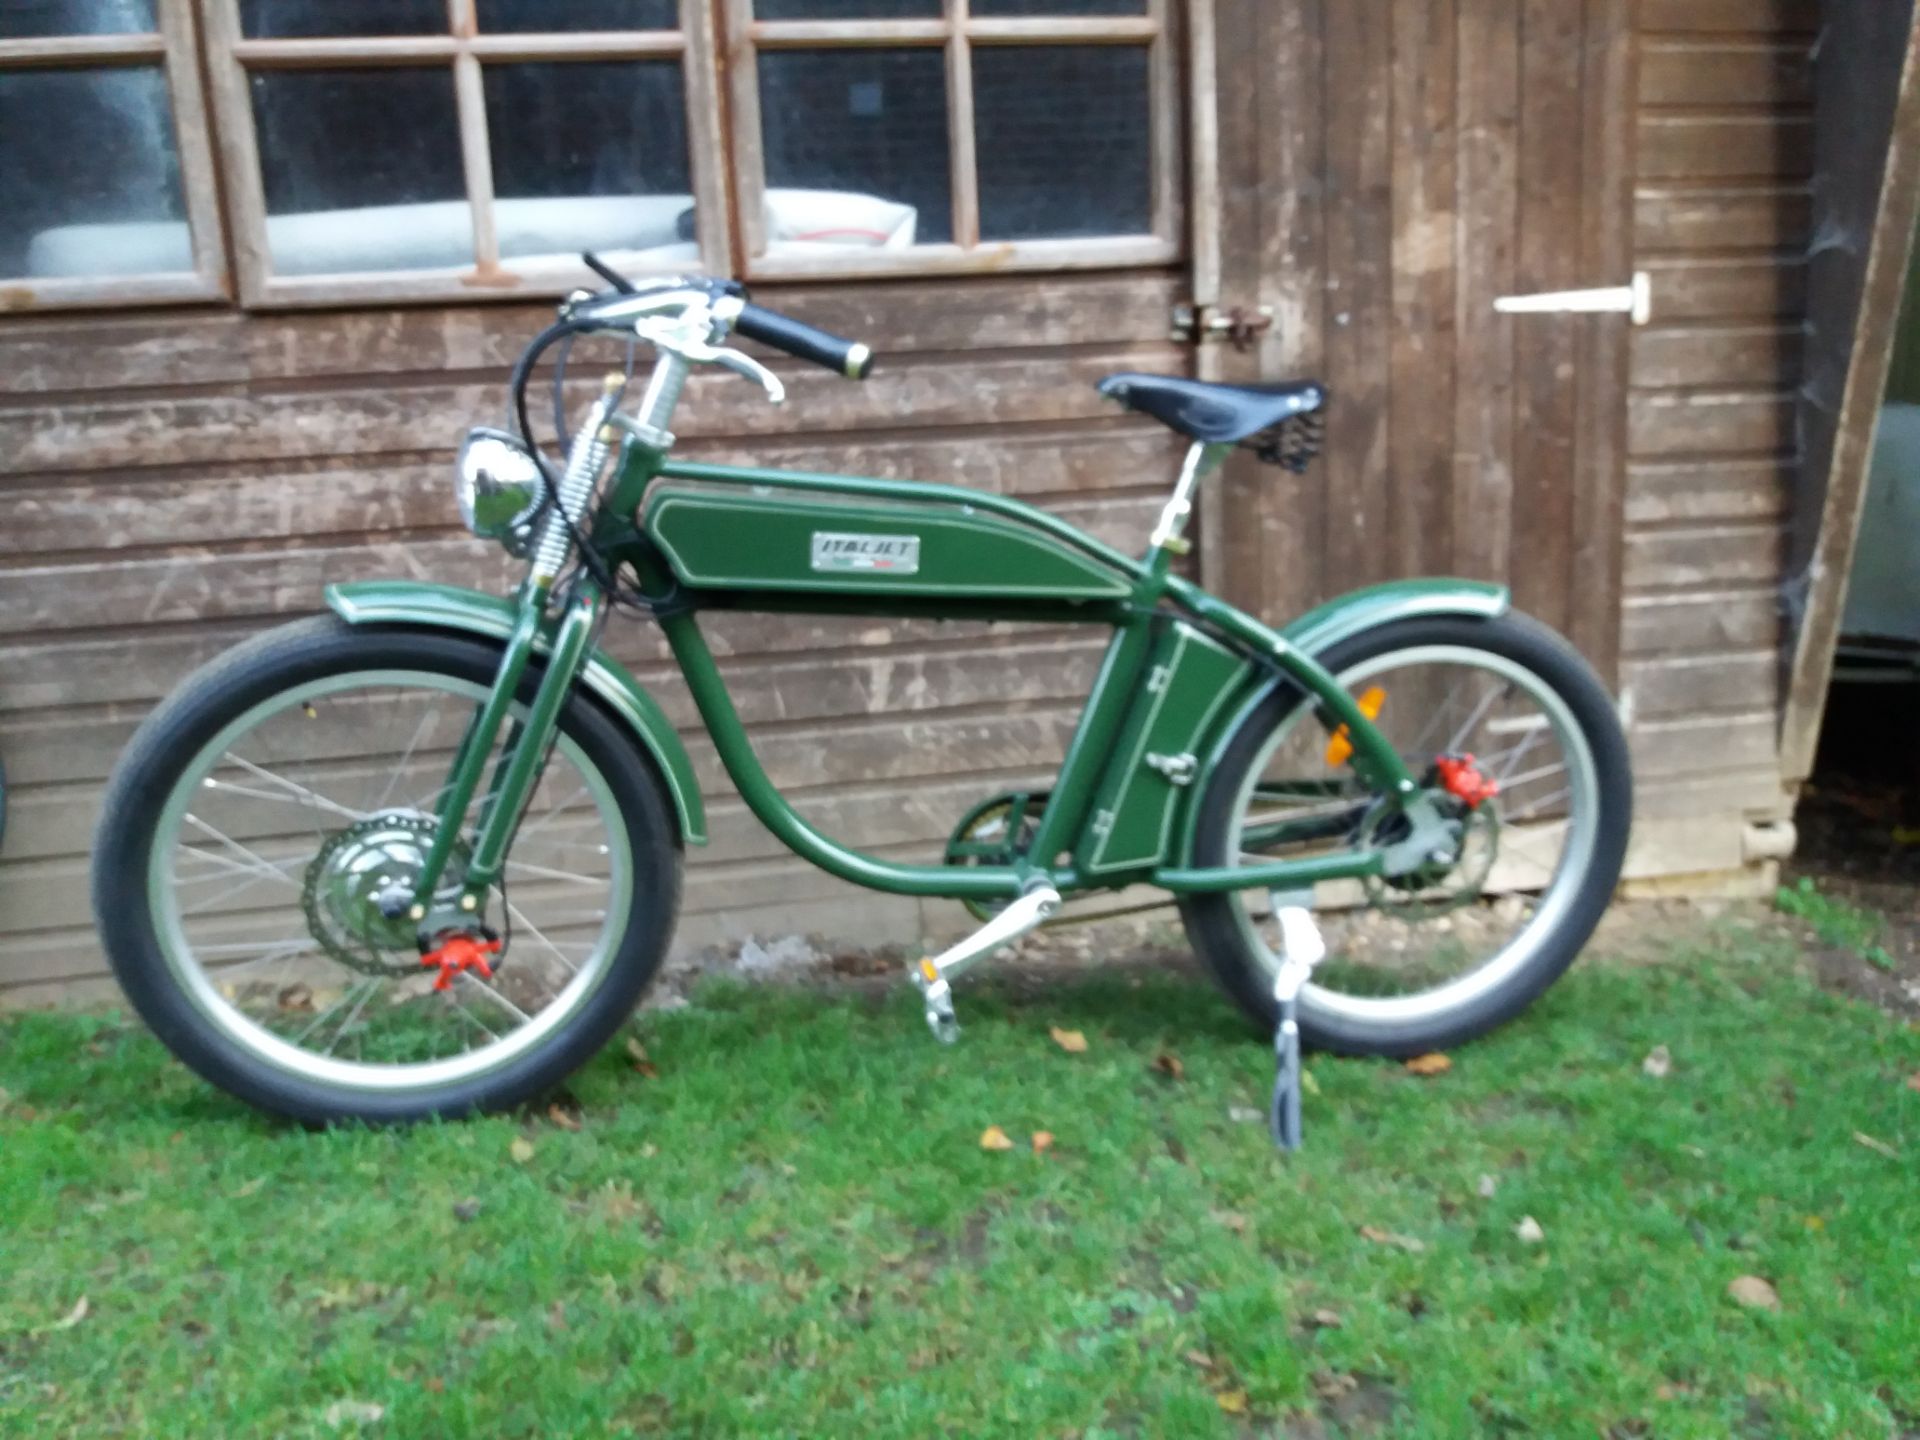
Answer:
[707,347,786,404]
[632,313,785,404]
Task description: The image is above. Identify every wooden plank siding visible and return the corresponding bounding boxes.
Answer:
[1621,0,1816,821]
[0,272,1191,994]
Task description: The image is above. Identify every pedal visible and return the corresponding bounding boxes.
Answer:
[1268,895,1325,1152]
[907,884,1060,1045]
[918,965,960,1045]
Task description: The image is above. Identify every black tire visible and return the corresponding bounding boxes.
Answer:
[1178,612,1632,1057]
[92,616,681,1124]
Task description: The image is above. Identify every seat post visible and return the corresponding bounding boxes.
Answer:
[1149,440,1233,557]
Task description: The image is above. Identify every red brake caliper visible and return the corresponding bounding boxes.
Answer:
[419,931,503,992]
[1435,753,1500,809]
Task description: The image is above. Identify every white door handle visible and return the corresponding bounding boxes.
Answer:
[1495,270,1650,326]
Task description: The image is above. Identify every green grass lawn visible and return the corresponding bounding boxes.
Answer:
[3,922,1916,1439]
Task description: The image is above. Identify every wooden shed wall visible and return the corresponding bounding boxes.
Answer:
[1620,0,1816,873]
[0,276,1188,1002]
[0,0,1831,1000]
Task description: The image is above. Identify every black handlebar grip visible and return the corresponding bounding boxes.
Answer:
[732,302,875,381]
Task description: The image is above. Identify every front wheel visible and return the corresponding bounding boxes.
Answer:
[92,616,681,1123]
[1179,612,1631,1057]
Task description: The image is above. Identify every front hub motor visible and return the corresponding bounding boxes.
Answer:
[302,812,472,977]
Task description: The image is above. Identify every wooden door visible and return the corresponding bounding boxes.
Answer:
[1189,0,1636,682]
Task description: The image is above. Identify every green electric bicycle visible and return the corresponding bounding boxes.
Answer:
[92,257,1632,1129]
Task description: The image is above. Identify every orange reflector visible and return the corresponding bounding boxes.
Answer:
[1324,686,1387,766]
[919,958,940,983]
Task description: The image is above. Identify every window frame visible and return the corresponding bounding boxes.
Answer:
[722,0,1183,280]
[0,0,228,310]
[198,0,736,308]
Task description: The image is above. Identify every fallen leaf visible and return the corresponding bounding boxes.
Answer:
[1215,1389,1248,1415]
[1515,1215,1545,1245]
[1031,1130,1054,1155]
[1655,1383,1693,1401]
[232,1177,266,1199]
[509,1137,535,1164]
[1803,1214,1825,1232]
[1307,1307,1343,1330]
[1227,1104,1263,1124]
[1642,1044,1672,1079]
[1151,1052,1185,1081]
[424,1378,445,1394]
[277,983,314,1012]
[1183,1348,1216,1370]
[1853,1130,1899,1159]
[1213,1209,1249,1234]
[1359,1225,1426,1253]
[1727,1275,1781,1311]
[547,1103,581,1133]
[1404,1052,1452,1077]
[49,1297,88,1331]
[979,1125,1014,1152]
[452,1198,482,1223]
[625,1036,649,1064]
[1301,1067,1321,1097]
[322,1398,386,1429]
[1049,1026,1088,1054]
[1906,1071,1920,1093]
[1476,1173,1498,1199]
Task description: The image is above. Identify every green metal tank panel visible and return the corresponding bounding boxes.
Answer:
[643,485,1133,601]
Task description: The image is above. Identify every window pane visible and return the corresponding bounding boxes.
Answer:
[251,68,470,275]
[0,0,154,37]
[0,66,188,279]
[754,1,941,20]
[484,62,695,264]
[975,46,1149,240]
[969,0,1146,13]
[757,48,949,252]
[478,0,678,29]
[239,0,446,39]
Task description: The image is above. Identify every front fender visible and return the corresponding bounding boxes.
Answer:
[1171,579,1509,868]
[325,581,707,846]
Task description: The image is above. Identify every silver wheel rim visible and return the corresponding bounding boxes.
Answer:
[148,669,633,1093]
[1225,644,1601,1029]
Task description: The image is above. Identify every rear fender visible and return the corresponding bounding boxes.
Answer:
[325,581,707,846]
[1171,580,1509,867]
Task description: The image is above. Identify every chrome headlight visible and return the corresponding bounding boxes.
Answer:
[454,428,545,556]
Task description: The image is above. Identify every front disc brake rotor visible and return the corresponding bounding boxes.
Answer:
[301,812,472,978]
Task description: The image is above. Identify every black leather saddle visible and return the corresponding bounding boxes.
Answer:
[1096,373,1326,445]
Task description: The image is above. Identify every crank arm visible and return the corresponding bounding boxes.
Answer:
[912,883,1061,1042]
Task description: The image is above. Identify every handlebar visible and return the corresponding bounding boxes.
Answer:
[731,302,876,381]
[575,251,875,382]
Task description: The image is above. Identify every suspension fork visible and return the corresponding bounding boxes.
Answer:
[403,587,605,920]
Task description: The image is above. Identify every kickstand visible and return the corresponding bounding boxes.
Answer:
[1268,898,1325,1152]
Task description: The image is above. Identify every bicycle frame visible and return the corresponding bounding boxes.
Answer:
[328,436,1509,920]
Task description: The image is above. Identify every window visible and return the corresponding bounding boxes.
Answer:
[725,0,1180,277]
[201,0,733,305]
[0,0,1182,310]
[0,0,224,308]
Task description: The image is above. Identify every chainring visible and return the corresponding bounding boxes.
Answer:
[301,812,473,978]
[944,791,1048,923]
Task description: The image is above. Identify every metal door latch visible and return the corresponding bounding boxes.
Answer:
[1172,303,1276,351]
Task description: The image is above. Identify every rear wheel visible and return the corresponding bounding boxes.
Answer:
[1178,613,1631,1056]
[92,617,681,1123]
